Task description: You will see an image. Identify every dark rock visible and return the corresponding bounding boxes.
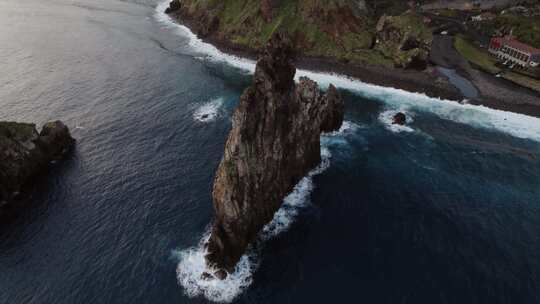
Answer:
[405,52,428,70]
[375,14,431,70]
[166,0,221,38]
[205,32,344,274]
[201,114,209,120]
[260,0,281,22]
[214,269,228,280]
[201,272,213,280]
[400,36,420,51]
[197,15,220,38]
[165,0,181,14]
[0,121,75,217]
[393,112,407,125]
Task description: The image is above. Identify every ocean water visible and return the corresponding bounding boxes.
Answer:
[1,0,540,303]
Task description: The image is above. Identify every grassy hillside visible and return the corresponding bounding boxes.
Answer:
[173,0,432,68]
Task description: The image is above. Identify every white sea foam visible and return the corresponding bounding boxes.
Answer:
[379,110,415,133]
[323,120,362,137]
[261,146,331,239]
[155,0,540,300]
[154,1,255,74]
[193,97,224,123]
[175,232,256,303]
[174,126,354,302]
[154,1,540,142]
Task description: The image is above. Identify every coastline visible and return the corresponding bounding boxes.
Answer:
[430,35,540,117]
[166,8,540,119]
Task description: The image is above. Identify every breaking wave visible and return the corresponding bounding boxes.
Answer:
[174,123,355,303]
[154,1,540,142]
[379,110,415,133]
[193,97,224,123]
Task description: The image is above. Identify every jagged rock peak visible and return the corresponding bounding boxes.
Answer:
[205,32,344,277]
[0,121,75,217]
[255,32,296,93]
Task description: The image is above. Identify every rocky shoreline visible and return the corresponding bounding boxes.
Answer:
[165,2,540,118]
[0,121,75,220]
[166,4,462,102]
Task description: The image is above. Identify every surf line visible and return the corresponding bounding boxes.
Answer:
[174,123,355,303]
[154,0,540,143]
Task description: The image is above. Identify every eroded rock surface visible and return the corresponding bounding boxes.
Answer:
[205,33,344,275]
[0,121,75,216]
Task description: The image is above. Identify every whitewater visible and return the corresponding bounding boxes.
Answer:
[154,1,540,302]
[155,0,540,143]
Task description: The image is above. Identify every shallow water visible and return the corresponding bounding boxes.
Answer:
[437,67,479,99]
[1,0,540,303]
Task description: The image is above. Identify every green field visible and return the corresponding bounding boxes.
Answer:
[454,35,500,74]
[493,15,540,49]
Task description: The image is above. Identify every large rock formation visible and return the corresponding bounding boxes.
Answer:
[375,14,432,69]
[205,33,344,275]
[0,121,75,216]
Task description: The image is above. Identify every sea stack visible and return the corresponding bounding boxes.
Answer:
[205,33,344,277]
[0,121,75,217]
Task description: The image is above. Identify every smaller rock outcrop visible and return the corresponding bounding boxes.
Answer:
[164,0,181,14]
[0,121,75,216]
[375,14,432,70]
[205,32,344,277]
[392,112,407,125]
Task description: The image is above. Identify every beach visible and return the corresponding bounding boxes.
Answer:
[169,9,540,118]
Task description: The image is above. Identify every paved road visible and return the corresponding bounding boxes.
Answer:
[430,34,540,112]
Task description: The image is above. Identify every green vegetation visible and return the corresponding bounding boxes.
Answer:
[179,0,432,67]
[0,122,37,141]
[374,13,433,68]
[433,8,460,18]
[454,35,500,74]
[493,15,540,49]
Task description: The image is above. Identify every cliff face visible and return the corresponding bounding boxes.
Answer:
[205,33,344,275]
[165,0,431,69]
[0,121,75,215]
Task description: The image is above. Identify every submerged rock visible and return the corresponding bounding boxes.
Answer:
[0,121,75,217]
[205,33,344,274]
[393,112,407,125]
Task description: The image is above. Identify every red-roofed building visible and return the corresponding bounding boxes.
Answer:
[489,36,540,67]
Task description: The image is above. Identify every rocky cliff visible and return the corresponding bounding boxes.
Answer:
[165,0,432,69]
[205,33,344,277]
[0,121,75,216]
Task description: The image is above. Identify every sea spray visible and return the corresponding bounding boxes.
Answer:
[174,123,355,303]
[379,109,415,133]
[193,97,224,123]
[154,1,540,142]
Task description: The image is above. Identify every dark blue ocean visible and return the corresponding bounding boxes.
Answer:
[1,0,540,303]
